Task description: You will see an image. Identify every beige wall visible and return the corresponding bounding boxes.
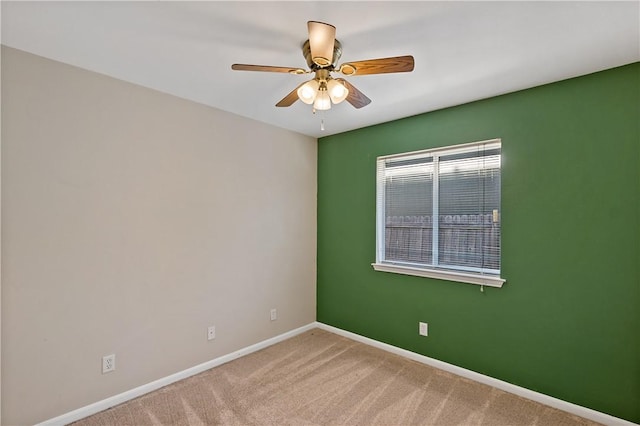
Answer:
[1,46,317,425]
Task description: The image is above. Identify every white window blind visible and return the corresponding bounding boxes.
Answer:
[374,139,503,286]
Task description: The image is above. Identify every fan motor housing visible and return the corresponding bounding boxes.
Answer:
[302,39,342,70]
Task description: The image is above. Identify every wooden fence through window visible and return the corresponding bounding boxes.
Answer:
[385,214,500,270]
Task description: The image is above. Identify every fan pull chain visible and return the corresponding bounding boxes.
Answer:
[312,108,326,131]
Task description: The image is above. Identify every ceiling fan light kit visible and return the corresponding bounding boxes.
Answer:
[231,21,415,113]
[297,69,349,111]
[297,79,320,104]
[326,79,349,104]
[314,87,331,111]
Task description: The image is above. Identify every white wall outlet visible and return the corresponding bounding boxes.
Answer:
[419,322,429,337]
[207,325,216,341]
[102,354,115,374]
[270,308,277,321]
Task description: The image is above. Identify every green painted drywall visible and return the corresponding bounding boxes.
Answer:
[317,63,640,423]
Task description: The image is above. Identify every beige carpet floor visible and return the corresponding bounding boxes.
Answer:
[73,328,600,426]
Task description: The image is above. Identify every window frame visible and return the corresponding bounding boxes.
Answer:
[372,139,506,288]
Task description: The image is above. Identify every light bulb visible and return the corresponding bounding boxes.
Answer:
[297,80,320,104]
[327,79,349,104]
[313,89,331,110]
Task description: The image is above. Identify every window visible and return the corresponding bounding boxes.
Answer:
[372,139,505,287]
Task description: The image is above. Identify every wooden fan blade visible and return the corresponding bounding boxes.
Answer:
[336,79,371,109]
[275,82,305,107]
[232,64,307,74]
[307,21,336,67]
[339,55,414,76]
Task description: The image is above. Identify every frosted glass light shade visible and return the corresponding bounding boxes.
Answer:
[313,90,331,110]
[308,21,336,67]
[327,79,349,104]
[297,80,320,104]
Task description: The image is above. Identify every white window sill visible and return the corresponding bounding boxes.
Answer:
[371,263,506,288]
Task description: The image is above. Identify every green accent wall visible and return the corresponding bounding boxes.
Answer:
[317,63,639,423]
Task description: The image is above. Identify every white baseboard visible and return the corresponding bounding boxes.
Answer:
[38,321,637,426]
[315,322,637,426]
[37,323,317,426]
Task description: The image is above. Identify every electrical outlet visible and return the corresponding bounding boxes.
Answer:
[102,354,115,374]
[207,325,216,341]
[270,308,277,321]
[419,322,429,337]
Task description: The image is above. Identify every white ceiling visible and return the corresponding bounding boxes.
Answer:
[2,1,639,138]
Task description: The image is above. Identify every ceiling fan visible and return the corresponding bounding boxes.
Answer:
[231,21,414,111]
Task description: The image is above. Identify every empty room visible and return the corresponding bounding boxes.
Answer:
[1,2,638,425]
